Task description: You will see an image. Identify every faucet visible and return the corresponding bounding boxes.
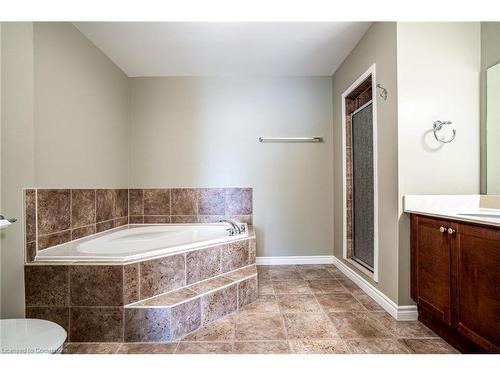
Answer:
[219,219,245,236]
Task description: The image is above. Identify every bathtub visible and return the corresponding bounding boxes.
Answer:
[35,224,249,263]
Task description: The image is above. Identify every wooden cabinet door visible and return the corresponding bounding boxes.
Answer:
[455,224,500,352]
[411,215,455,325]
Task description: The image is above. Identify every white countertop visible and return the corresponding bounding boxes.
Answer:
[404,195,500,228]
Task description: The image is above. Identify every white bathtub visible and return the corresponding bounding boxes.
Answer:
[35,224,249,263]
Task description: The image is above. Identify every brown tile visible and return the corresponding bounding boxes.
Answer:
[351,291,384,311]
[135,288,197,307]
[70,307,123,342]
[123,263,140,305]
[198,215,225,223]
[182,315,235,342]
[117,343,177,354]
[114,217,128,227]
[402,338,459,354]
[201,284,238,325]
[258,280,274,296]
[96,219,114,233]
[269,266,303,280]
[63,343,120,354]
[315,293,366,312]
[71,225,96,240]
[346,338,411,354]
[25,189,36,243]
[238,276,258,308]
[289,339,349,354]
[26,306,70,333]
[277,294,322,313]
[25,265,69,306]
[71,189,95,228]
[249,238,256,264]
[140,254,185,299]
[225,264,257,281]
[171,188,198,215]
[37,189,71,235]
[273,280,311,295]
[370,312,437,338]
[175,342,233,354]
[70,265,123,306]
[144,215,170,224]
[229,215,253,224]
[171,215,197,223]
[328,312,391,339]
[198,188,225,215]
[235,312,286,341]
[38,230,71,250]
[171,299,202,340]
[221,240,249,273]
[96,189,114,222]
[129,189,144,216]
[325,266,347,279]
[129,215,144,224]
[296,265,329,271]
[225,188,252,215]
[233,341,290,354]
[340,278,362,292]
[26,241,37,263]
[114,189,128,218]
[283,313,339,339]
[299,269,336,280]
[189,276,233,294]
[124,308,171,342]
[186,246,221,284]
[144,189,170,215]
[307,279,347,294]
[238,295,280,315]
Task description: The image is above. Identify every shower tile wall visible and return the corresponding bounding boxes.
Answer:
[24,187,253,263]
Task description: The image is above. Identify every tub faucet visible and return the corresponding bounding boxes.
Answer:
[220,219,245,236]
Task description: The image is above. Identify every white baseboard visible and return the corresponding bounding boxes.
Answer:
[256,255,417,321]
[331,256,417,321]
[256,256,335,265]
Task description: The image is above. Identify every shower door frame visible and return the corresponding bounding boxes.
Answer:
[341,64,379,282]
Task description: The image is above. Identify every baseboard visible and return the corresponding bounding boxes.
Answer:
[256,256,335,265]
[332,256,417,321]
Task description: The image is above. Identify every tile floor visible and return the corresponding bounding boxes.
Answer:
[62,264,459,354]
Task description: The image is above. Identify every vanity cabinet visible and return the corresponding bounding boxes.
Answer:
[411,215,500,353]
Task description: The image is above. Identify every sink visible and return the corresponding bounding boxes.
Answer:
[458,212,500,218]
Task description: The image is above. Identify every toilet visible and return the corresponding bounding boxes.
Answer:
[1,319,67,354]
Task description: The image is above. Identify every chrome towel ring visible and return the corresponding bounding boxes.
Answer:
[433,120,456,143]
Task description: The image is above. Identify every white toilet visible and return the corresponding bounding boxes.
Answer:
[1,319,67,354]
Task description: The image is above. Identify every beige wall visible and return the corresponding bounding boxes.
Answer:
[130,77,334,258]
[332,23,400,303]
[1,22,129,318]
[1,23,35,318]
[397,22,480,304]
[34,23,130,187]
[480,22,500,193]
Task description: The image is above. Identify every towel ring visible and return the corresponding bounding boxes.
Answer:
[433,120,456,143]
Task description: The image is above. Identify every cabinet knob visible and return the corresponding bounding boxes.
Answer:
[447,228,456,235]
[439,226,447,233]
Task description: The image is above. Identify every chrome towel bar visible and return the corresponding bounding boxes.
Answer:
[258,137,324,143]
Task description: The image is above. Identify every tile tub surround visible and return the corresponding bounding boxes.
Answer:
[24,187,253,263]
[25,235,256,342]
[127,187,252,225]
[61,264,459,354]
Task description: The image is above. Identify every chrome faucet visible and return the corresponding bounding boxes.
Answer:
[219,219,245,236]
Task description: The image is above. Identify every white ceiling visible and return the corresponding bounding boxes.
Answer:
[74,22,371,77]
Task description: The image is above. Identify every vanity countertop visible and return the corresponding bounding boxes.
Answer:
[404,195,500,228]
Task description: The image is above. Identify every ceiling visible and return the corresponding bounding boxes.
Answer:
[74,22,371,77]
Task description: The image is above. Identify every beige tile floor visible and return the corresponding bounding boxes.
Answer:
[63,264,459,354]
